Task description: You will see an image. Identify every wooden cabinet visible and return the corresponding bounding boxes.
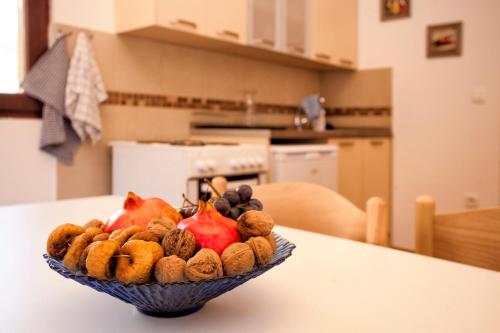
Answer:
[309,0,357,68]
[283,0,307,55]
[156,0,207,34]
[205,0,248,43]
[249,0,278,48]
[330,138,391,210]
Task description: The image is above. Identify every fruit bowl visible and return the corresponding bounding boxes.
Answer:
[44,232,295,317]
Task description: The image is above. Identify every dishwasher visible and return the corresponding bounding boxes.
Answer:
[270,145,338,190]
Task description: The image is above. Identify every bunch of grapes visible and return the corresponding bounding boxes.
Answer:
[214,184,263,220]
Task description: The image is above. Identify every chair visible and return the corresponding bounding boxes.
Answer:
[415,195,500,271]
[251,182,389,246]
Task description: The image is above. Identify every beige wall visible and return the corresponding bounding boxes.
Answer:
[359,0,500,249]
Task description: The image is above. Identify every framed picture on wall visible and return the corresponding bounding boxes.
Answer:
[427,22,463,58]
[381,0,410,21]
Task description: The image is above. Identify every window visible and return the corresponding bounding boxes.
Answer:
[0,0,24,93]
[0,0,49,118]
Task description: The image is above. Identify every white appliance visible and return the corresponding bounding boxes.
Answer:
[270,144,338,190]
[111,141,268,207]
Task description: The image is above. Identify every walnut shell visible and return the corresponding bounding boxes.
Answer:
[161,229,196,261]
[245,237,273,267]
[154,255,186,283]
[221,242,255,277]
[83,219,104,229]
[185,248,223,281]
[264,233,277,253]
[129,231,160,243]
[237,211,274,237]
[147,217,177,239]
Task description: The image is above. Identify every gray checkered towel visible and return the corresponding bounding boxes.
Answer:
[21,35,80,165]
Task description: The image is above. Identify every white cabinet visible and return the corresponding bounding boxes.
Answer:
[283,0,307,55]
[205,0,248,43]
[156,0,207,34]
[249,0,278,48]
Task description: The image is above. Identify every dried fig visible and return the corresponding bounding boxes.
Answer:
[93,233,110,242]
[86,240,120,280]
[246,237,273,266]
[129,231,159,243]
[147,241,164,263]
[154,255,186,283]
[161,229,196,261]
[47,224,85,259]
[237,211,274,237]
[109,225,143,245]
[147,217,177,239]
[115,240,154,284]
[221,242,255,277]
[84,226,103,238]
[63,232,94,272]
[83,219,104,229]
[185,248,223,281]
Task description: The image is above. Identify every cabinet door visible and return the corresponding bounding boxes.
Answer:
[361,139,391,204]
[156,0,206,34]
[309,0,335,63]
[284,0,306,55]
[205,0,247,44]
[334,139,364,209]
[250,0,278,48]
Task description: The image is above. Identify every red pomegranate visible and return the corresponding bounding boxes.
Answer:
[178,201,241,255]
[104,192,182,233]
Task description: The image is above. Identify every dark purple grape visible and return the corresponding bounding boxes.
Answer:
[222,190,240,206]
[248,198,263,211]
[237,184,253,203]
[214,198,231,216]
[242,204,256,212]
[180,206,197,218]
[229,206,242,220]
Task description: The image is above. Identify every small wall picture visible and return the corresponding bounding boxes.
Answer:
[427,22,463,58]
[381,0,410,21]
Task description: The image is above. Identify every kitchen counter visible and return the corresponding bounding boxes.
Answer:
[2,196,500,332]
[270,128,391,140]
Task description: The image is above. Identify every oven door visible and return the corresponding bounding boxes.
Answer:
[187,173,263,202]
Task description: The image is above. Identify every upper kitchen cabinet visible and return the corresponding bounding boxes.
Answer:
[249,0,278,49]
[309,0,358,69]
[205,0,248,44]
[156,0,207,34]
[283,0,307,55]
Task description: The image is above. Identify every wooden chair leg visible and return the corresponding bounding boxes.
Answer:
[415,195,435,256]
[366,197,389,246]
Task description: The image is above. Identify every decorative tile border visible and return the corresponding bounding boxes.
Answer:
[104,91,391,117]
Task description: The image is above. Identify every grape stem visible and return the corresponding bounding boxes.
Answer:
[182,193,196,207]
[203,178,222,198]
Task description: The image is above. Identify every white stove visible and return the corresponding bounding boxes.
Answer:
[111,141,269,207]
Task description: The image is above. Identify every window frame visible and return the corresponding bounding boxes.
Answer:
[0,0,49,118]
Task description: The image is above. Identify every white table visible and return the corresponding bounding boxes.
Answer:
[1,196,500,333]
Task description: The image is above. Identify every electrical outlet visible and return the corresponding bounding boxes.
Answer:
[464,193,479,209]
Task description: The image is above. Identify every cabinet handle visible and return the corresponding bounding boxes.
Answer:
[339,141,355,147]
[339,58,353,66]
[170,18,197,30]
[315,53,331,61]
[217,30,240,40]
[254,38,274,47]
[287,45,304,54]
[370,140,385,146]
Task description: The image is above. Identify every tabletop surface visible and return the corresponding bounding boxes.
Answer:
[1,196,500,333]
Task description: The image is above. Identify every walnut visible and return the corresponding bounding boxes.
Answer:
[185,248,223,281]
[221,243,255,277]
[154,255,186,283]
[83,219,104,229]
[264,233,277,253]
[129,231,160,243]
[246,237,273,267]
[147,217,177,239]
[161,229,196,261]
[237,211,274,238]
[93,233,110,242]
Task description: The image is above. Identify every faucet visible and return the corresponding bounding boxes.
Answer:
[243,90,257,126]
[293,109,309,130]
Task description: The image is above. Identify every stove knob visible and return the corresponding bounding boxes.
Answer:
[238,159,247,169]
[207,160,216,172]
[256,158,264,168]
[229,159,240,170]
[196,161,208,172]
[247,158,256,168]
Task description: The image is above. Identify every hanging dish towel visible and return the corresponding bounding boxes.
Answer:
[65,32,107,144]
[21,35,81,165]
[301,94,322,120]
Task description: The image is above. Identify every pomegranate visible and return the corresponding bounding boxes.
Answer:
[178,201,241,255]
[104,192,182,233]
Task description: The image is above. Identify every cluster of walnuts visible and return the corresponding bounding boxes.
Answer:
[46,210,276,284]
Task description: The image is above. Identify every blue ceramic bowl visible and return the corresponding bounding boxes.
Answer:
[44,233,295,317]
